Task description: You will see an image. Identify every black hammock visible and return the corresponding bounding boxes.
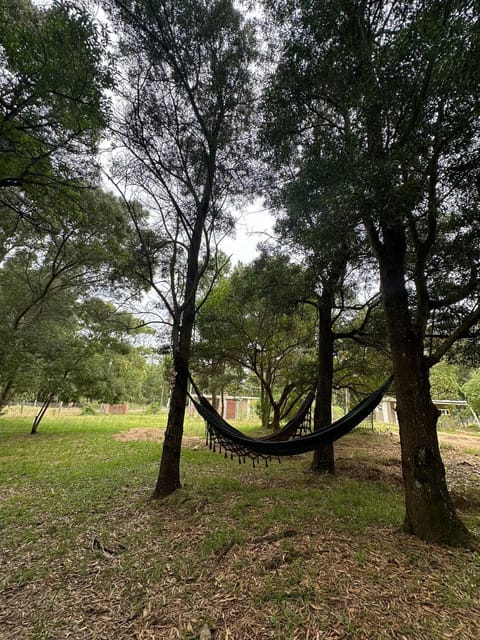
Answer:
[191,376,393,465]
[254,391,314,441]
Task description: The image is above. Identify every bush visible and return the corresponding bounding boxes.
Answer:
[81,404,96,415]
[466,423,480,433]
[145,402,160,414]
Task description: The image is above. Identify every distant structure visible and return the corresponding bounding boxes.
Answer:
[376,397,469,425]
[189,396,256,420]
[104,403,129,415]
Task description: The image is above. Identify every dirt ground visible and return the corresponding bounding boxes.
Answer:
[2,427,480,639]
[114,425,480,495]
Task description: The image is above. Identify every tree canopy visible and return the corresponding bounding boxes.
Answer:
[195,253,316,429]
[0,0,112,224]
[0,185,140,411]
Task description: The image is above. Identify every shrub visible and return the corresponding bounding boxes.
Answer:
[81,404,96,415]
[146,402,160,414]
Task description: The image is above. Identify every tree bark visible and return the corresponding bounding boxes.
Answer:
[312,299,335,473]
[31,392,55,434]
[380,243,472,546]
[0,379,15,413]
[153,349,189,497]
[270,403,282,432]
[152,216,204,498]
[260,386,271,430]
[267,383,296,432]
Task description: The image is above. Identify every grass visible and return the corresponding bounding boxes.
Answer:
[1,412,480,639]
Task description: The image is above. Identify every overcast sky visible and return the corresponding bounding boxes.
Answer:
[220,205,275,264]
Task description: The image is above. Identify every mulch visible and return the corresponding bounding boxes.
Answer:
[1,428,479,639]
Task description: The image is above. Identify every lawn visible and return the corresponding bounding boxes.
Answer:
[1,412,480,639]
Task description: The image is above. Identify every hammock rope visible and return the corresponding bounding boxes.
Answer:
[191,376,393,465]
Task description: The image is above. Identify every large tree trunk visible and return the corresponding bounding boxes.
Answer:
[380,248,472,546]
[152,217,204,498]
[312,299,335,473]
[259,386,270,430]
[269,402,282,432]
[153,348,189,497]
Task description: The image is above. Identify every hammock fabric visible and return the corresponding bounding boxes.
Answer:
[197,391,315,443]
[192,377,393,465]
[260,391,314,441]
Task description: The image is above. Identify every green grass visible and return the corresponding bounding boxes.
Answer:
[1,413,480,639]
[0,412,402,586]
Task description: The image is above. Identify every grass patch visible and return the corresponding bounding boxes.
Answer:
[1,415,480,639]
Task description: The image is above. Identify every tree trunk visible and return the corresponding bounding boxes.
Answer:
[31,392,55,434]
[0,379,14,413]
[152,215,204,498]
[153,348,189,497]
[260,386,270,430]
[269,403,281,432]
[380,249,472,546]
[220,389,225,417]
[312,299,335,473]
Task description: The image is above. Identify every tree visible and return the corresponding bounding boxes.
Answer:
[429,362,467,401]
[263,172,383,472]
[105,0,255,497]
[196,254,316,430]
[262,0,480,545]
[462,371,480,417]
[0,188,137,411]
[190,252,247,414]
[140,356,172,407]
[29,299,150,433]
[191,346,246,417]
[0,0,111,223]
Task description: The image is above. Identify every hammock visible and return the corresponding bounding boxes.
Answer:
[261,391,314,440]
[192,377,393,465]
[197,390,315,443]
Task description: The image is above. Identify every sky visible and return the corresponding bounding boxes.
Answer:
[220,204,275,264]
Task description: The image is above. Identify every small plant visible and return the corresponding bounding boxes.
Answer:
[81,404,96,415]
[146,402,160,414]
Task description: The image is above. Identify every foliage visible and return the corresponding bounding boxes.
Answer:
[260,0,480,545]
[195,253,316,428]
[0,0,112,221]
[139,358,172,406]
[261,0,480,367]
[0,0,150,430]
[24,296,153,432]
[463,371,480,416]
[0,188,140,410]
[145,402,160,415]
[430,362,468,401]
[105,0,256,323]
[81,403,97,415]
